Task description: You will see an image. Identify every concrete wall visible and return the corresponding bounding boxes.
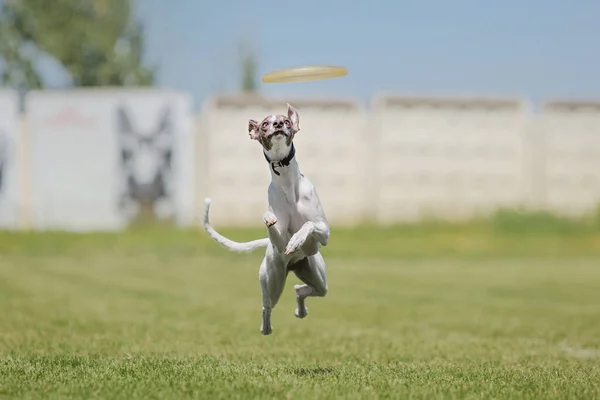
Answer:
[0,90,21,229]
[1,88,599,230]
[25,89,195,231]
[537,100,600,216]
[371,95,532,223]
[198,94,368,226]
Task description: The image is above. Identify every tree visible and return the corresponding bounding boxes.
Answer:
[0,0,155,91]
[240,44,257,93]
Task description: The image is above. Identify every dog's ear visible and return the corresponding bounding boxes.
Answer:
[287,103,299,133]
[248,119,260,140]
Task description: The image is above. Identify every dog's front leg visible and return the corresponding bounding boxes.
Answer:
[263,210,287,254]
[285,220,330,255]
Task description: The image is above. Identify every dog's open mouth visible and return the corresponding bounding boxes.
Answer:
[272,130,285,137]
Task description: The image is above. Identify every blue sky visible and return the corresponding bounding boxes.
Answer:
[5,0,600,110]
[132,0,600,109]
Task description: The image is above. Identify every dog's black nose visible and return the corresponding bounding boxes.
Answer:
[273,121,283,128]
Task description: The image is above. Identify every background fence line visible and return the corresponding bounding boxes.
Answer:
[1,89,599,230]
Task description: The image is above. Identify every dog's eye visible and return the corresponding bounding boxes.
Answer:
[284,119,291,127]
[261,121,269,130]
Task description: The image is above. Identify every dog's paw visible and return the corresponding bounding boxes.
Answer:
[262,211,278,228]
[260,324,273,335]
[285,228,310,255]
[261,307,273,335]
[294,285,311,319]
[285,235,304,255]
[295,284,313,299]
[285,222,315,255]
[294,305,308,318]
[294,307,308,319]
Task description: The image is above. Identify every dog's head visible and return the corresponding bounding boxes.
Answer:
[248,103,299,160]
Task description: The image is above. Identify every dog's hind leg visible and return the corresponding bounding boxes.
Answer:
[292,252,328,319]
[258,250,288,335]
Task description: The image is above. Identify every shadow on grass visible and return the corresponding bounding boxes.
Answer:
[290,367,336,377]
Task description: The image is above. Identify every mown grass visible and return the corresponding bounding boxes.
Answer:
[0,213,599,399]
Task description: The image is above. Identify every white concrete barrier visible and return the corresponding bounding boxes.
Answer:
[371,95,532,222]
[198,94,368,227]
[0,89,597,231]
[0,90,21,229]
[538,100,600,216]
[25,89,195,231]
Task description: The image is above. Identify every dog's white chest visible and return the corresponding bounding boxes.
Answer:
[275,179,318,234]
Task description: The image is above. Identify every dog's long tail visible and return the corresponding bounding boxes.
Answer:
[202,198,270,253]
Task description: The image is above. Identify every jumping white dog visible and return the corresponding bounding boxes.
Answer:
[203,103,330,335]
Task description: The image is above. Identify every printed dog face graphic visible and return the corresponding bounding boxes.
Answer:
[117,105,175,219]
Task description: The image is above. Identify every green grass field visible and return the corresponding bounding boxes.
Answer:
[1,219,600,399]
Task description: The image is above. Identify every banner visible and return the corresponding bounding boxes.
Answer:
[0,90,20,229]
[26,89,195,231]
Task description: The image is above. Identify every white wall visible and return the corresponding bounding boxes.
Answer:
[2,89,599,230]
[538,101,600,216]
[0,90,21,229]
[198,96,276,227]
[26,89,195,231]
[371,95,532,222]
[198,95,368,227]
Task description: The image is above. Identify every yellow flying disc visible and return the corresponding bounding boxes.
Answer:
[261,65,348,83]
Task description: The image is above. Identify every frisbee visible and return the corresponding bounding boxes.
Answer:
[261,65,348,83]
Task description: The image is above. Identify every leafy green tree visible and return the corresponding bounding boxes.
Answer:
[0,0,155,91]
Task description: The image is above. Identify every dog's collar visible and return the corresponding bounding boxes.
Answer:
[263,144,295,176]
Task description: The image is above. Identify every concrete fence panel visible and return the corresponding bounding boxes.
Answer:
[0,89,598,231]
[198,94,368,227]
[372,95,531,223]
[25,89,195,231]
[538,100,600,216]
[0,90,21,229]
